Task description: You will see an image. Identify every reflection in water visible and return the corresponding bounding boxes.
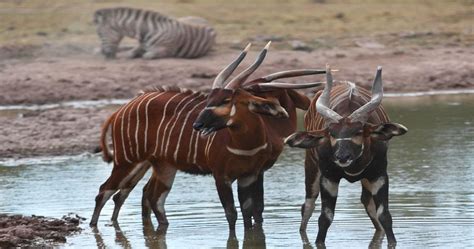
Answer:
[142,219,168,249]
[242,226,266,249]
[368,230,384,249]
[300,231,315,249]
[113,223,132,249]
[0,94,473,248]
[92,227,106,249]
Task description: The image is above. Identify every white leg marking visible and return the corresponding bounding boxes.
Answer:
[302,171,320,228]
[155,166,177,213]
[302,198,316,220]
[143,92,165,154]
[370,177,385,195]
[160,93,195,157]
[156,190,170,214]
[238,175,257,188]
[153,93,182,155]
[321,177,339,197]
[169,97,204,161]
[377,205,384,218]
[367,198,377,218]
[118,161,149,189]
[324,207,334,222]
[242,198,253,210]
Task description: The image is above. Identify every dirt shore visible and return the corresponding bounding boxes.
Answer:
[0,214,83,248]
[0,45,473,159]
[1,46,473,106]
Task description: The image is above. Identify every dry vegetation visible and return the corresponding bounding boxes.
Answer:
[0,0,472,50]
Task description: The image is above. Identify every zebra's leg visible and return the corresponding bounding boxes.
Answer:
[123,45,146,59]
[363,175,397,246]
[300,153,320,231]
[91,162,134,226]
[97,25,123,59]
[111,161,151,222]
[316,177,340,245]
[214,176,237,230]
[144,163,177,227]
[142,46,175,60]
[237,174,258,229]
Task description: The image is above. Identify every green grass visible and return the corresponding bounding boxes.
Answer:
[0,0,472,49]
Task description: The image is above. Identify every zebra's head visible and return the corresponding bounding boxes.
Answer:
[285,66,407,168]
[193,42,327,137]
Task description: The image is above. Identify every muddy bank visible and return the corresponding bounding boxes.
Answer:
[0,45,473,159]
[0,46,473,106]
[0,107,110,158]
[0,213,83,248]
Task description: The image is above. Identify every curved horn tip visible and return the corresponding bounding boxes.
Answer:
[264,41,272,50]
[244,43,252,52]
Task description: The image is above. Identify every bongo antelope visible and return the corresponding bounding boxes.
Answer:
[285,65,407,246]
[91,42,328,229]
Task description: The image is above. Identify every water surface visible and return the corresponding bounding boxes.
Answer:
[0,94,473,248]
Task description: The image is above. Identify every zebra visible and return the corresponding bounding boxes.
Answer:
[93,7,217,59]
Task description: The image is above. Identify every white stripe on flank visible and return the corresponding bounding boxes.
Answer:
[187,130,196,163]
[161,93,197,157]
[144,92,166,153]
[126,97,141,159]
[113,103,129,164]
[206,132,217,160]
[226,143,268,157]
[204,135,211,159]
[120,98,141,163]
[135,93,153,159]
[173,98,205,162]
[193,129,200,164]
[153,93,182,155]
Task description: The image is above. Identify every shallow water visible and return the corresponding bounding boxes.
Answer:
[0,94,473,249]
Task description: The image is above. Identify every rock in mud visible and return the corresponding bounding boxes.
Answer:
[0,213,83,248]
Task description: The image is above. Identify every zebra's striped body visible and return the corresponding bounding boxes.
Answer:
[94,7,216,59]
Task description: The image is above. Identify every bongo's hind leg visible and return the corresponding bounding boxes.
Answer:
[91,162,135,226]
[144,164,177,227]
[111,161,152,222]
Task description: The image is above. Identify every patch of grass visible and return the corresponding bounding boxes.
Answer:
[0,0,472,49]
